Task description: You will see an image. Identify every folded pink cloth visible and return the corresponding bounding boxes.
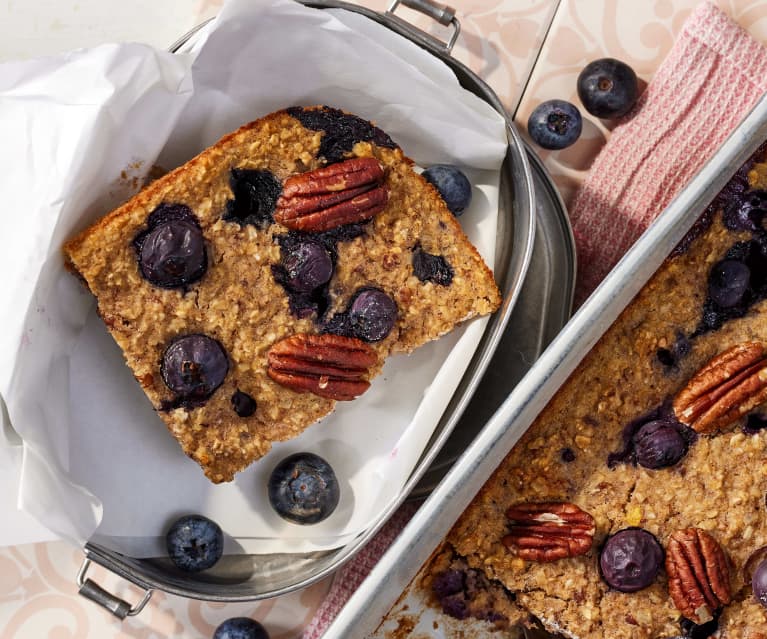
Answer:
[304,2,767,636]
[572,0,767,306]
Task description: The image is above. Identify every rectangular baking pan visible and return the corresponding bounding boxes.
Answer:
[322,92,767,638]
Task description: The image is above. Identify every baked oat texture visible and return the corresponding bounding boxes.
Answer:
[64,106,501,484]
[427,151,767,637]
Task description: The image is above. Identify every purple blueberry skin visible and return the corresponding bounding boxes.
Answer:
[577,58,639,119]
[754,559,767,609]
[138,218,207,289]
[599,528,663,592]
[527,100,582,150]
[161,334,229,400]
[349,288,397,342]
[166,514,224,572]
[268,453,340,525]
[723,189,767,231]
[708,259,750,308]
[213,617,269,639]
[421,165,472,215]
[632,420,687,469]
[282,242,333,292]
[231,390,256,417]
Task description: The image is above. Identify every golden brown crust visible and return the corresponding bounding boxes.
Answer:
[64,106,501,483]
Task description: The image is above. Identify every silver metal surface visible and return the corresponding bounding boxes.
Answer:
[77,0,537,606]
[77,558,153,619]
[386,0,461,52]
[323,94,767,638]
[411,147,574,498]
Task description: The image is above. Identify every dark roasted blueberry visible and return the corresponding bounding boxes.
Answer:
[632,420,688,469]
[577,58,639,119]
[421,165,472,215]
[287,106,397,164]
[560,447,576,463]
[224,169,282,229]
[161,334,228,400]
[282,241,333,292]
[268,453,340,525]
[722,189,767,231]
[656,332,691,370]
[433,569,465,598]
[166,514,223,572]
[348,288,397,342]
[527,100,582,150]
[213,617,269,639]
[599,528,663,592]
[708,259,750,308]
[440,594,469,620]
[412,244,454,286]
[231,390,256,417]
[754,559,767,609]
[134,204,207,289]
[679,615,720,639]
[744,413,767,435]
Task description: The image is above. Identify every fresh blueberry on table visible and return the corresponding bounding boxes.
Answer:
[599,528,663,592]
[577,58,639,119]
[161,334,229,400]
[527,100,582,150]
[268,452,340,524]
[213,617,269,639]
[708,259,751,308]
[166,514,224,572]
[421,165,472,215]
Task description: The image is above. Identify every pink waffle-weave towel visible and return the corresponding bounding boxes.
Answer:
[572,0,767,306]
[304,2,767,636]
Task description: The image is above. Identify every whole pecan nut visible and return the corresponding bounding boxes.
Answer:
[502,502,596,562]
[666,527,732,624]
[274,157,388,232]
[267,333,377,401]
[672,341,767,433]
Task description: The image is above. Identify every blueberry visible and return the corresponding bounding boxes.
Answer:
[282,241,333,292]
[287,106,397,164]
[349,288,397,342]
[744,413,767,435]
[679,615,720,639]
[708,259,750,308]
[166,514,224,572]
[412,244,454,286]
[723,189,767,231]
[134,204,207,289]
[421,165,472,215]
[231,390,256,417]
[753,559,767,609]
[577,58,639,119]
[527,100,582,150]
[632,420,688,469]
[432,569,465,598]
[213,617,269,639]
[599,528,663,592]
[224,169,282,229]
[560,447,576,462]
[268,452,340,524]
[161,334,228,400]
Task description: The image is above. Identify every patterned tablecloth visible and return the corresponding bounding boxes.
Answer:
[2,1,767,637]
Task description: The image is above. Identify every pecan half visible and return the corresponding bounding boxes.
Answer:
[672,342,767,433]
[267,333,377,401]
[502,502,596,562]
[666,528,732,624]
[274,157,388,232]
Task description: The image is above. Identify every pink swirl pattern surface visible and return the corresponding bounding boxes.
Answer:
[5,1,767,638]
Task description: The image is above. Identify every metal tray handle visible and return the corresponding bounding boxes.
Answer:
[386,0,461,53]
[77,558,153,619]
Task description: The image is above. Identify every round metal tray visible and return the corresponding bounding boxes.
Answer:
[76,0,540,615]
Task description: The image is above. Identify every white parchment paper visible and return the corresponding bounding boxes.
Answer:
[0,0,506,556]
